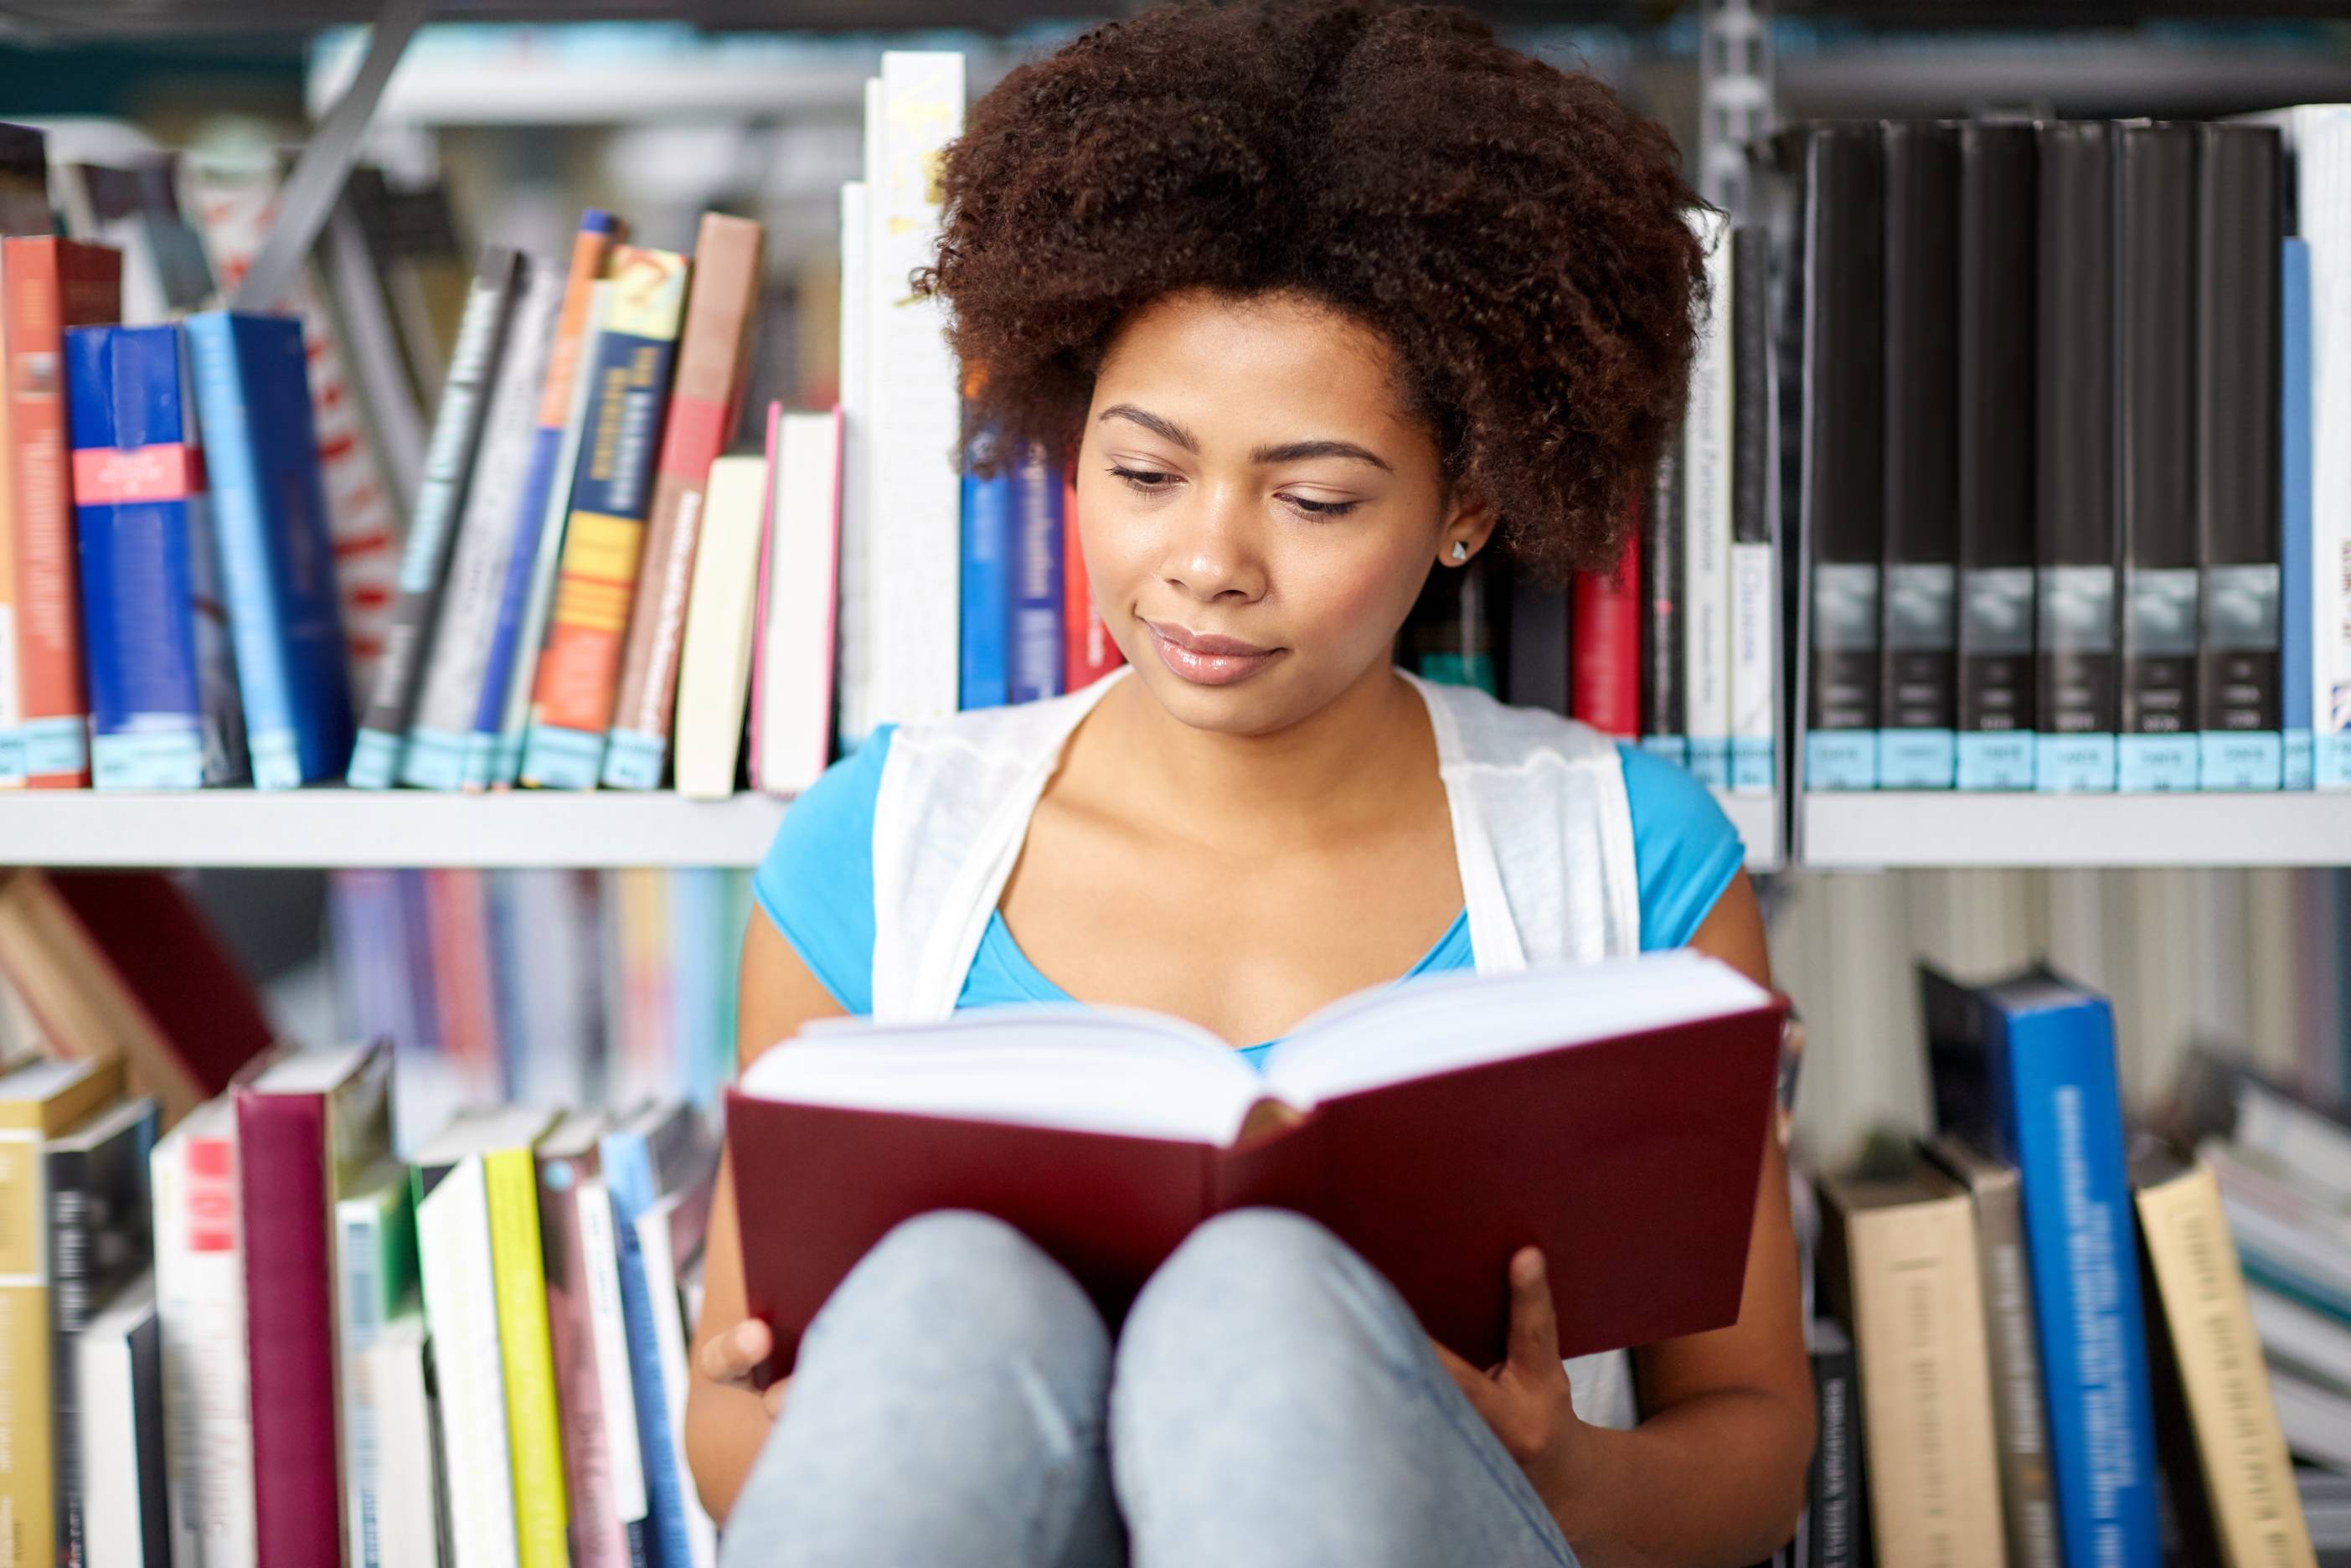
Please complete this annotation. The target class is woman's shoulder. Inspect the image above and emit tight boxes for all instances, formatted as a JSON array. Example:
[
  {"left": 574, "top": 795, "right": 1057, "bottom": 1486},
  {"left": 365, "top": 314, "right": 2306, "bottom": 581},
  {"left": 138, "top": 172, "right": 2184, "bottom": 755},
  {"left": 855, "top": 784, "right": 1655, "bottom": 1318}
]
[
  {"left": 1613, "top": 741, "right": 1745, "bottom": 951},
  {"left": 750, "top": 725, "right": 898, "bottom": 1014}
]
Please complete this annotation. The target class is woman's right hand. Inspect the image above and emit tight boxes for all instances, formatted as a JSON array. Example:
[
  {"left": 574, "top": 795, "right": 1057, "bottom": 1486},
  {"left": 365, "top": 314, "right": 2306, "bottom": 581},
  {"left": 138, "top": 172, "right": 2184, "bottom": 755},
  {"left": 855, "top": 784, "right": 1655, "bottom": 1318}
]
[{"left": 698, "top": 1319, "right": 790, "bottom": 1419}]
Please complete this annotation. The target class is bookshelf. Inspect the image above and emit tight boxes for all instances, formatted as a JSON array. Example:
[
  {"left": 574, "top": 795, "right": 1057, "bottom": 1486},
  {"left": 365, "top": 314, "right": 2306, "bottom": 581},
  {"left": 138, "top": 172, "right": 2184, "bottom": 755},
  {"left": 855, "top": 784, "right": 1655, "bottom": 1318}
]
[{"left": 1800, "top": 791, "right": 2351, "bottom": 869}]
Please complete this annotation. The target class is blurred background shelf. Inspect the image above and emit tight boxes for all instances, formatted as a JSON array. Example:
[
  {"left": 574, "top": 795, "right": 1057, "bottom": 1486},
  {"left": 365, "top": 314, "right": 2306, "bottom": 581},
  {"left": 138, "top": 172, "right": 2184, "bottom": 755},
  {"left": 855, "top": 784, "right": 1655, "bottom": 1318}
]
[
  {"left": 1800, "top": 792, "right": 2351, "bottom": 869},
  {"left": 0, "top": 789, "right": 789, "bottom": 867}
]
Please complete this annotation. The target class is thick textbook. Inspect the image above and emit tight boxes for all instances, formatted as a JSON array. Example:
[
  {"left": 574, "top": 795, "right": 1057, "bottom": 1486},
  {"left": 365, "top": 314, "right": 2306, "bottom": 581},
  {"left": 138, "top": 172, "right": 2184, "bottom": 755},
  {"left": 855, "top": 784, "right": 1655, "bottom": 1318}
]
[
  {"left": 1010, "top": 446, "right": 1065, "bottom": 704},
  {"left": 957, "top": 431, "right": 1011, "bottom": 712},
  {"left": 728, "top": 952, "right": 1783, "bottom": 1374},
  {"left": 672, "top": 454, "right": 769, "bottom": 800},
  {"left": 750, "top": 407, "right": 843, "bottom": 797},
  {"left": 183, "top": 311, "right": 356, "bottom": 788},
  {"left": 150, "top": 1096, "right": 255, "bottom": 1566},
  {"left": 1571, "top": 532, "right": 1638, "bottom": 736}
]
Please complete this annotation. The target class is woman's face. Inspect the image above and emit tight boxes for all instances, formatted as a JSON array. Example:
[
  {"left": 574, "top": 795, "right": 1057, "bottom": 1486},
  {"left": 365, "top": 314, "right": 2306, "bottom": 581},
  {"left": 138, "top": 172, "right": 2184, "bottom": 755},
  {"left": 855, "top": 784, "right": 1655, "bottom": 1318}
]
[{"left": 1075, "top": 287, "right": 1491, "bottom": 737}]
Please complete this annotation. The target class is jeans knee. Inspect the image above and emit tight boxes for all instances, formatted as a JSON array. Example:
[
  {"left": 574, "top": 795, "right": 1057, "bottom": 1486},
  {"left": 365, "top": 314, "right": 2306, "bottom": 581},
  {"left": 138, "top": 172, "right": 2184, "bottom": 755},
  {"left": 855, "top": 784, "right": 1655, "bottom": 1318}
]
[
  {"left": 817, "top": 1209, "right": 1107, "bottom": 1363},
  {"left": 1121, "top": 1208, "right": 1413, "bottom": 1377}
]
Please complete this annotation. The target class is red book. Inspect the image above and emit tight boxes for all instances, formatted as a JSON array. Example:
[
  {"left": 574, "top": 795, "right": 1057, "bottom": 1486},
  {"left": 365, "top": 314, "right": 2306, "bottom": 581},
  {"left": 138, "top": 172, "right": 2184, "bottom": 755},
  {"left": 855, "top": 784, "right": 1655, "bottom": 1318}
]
[
  {"left": 1571, "top": 529, "right": 1640, "bottom": 737},
  {"left": 236, "top": 1044, "right": 394, "bottom": 1568},
  {"left": 6, "top": 238, "right": 122, "bottom": 787},
  {"left": 727, "top": 953, "right": 1782, "bottom": 1375},
  {"left": 1060, "top": 476, "right": 1123, "bottom": 691}
]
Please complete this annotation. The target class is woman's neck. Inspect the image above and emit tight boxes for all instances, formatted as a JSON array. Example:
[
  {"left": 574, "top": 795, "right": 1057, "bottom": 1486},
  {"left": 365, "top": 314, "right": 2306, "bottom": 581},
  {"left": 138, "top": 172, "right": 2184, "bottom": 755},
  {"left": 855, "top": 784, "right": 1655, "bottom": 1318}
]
[{"left": 1078, "top": 663, "right": 1438, "bottom": 854}]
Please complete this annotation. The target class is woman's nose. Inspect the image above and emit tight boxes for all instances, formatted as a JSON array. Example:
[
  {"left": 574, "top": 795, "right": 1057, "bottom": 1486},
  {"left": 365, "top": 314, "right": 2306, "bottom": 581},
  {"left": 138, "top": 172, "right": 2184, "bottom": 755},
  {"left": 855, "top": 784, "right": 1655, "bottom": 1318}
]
[{"left": 1161, "top": 483, "right": 1267, "bottom": 604}]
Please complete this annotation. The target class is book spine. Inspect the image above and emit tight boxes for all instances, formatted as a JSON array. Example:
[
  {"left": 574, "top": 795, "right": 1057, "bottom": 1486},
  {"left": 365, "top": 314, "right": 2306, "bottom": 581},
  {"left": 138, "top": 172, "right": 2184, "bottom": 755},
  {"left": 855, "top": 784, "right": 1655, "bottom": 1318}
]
[
  {"left": 1571, "top": 529, "right": 1639, "bottom": 737},
  {"left": 76, "top": 1292, "right": 160, "bottom": 1568},
  {"left": 1060, "top": 473, "right": 1121, "bottom": 691},
  {"left": 2308, "top": 116, "right": 2351, "bottom": 787},
  {"left": 1683, "top": 209, "right": 1732, "bottom": 787},
  {"left": 185, "top": 312, "right": 355, "bottom": 788},
  {"left": 1956, "top": 125, "right": 2039, "bottom": 791},
  {"left": 1642, "top": 448, "right": 1686, "bottom": 766},
  {"left": 520, "top": 246, "right": 690, "bottom": 790},
  {"left": 671, "top": 456, "right": 767, "bottom": 800},
  {"left": 151, "top": 1125, "right": 255, "bottom": 1568},
  {"left": 603, "top": 1137, "right": 696, "bottom": 1568},
  {"left": 8, "top": 240, "right": 119, "bottom": 787},
  {"left": 348, "top": 246, "right": 523, "bottom": 788},
  {"left": 1728, "top": 224, "right": 1776, "bottom": 795},
  {"left": 403, "top": 265, "right": 565, "bottom": 788},
  {"left": 754, "top": 410, "right": 844, "bottom": 797},
  {"left": 1413, "top": 558, "right": 1498, "bottom": 693},
  {"left": 1971, "top": 1172, "right": 2063, "bottom": 1568},
  {"left": 2283, "top": 238, "right": 2315, "bottom": 789},
  {"left": 540, "top": 1163, "right": 639, "bottom": 1568},
  {"left": 484, "top": 1147, "right": 568, "bottom": 1568},
  {"left": 69, "top": 323, "right": 249, "bottom": 788},
  {"left": 833, "top": 180, "right": 874, "bottom": 750},
  {"left": 605, "top": 214, "right": 763, "bottom": 790},
  {"left": 2196, "top": 126, "right": 2286, "bottom": 791},
  {"left": 0, "top": 247, "right": 26, "bottom": 791},
  {"left": 334, "top": 1195, "right": 390, "bottom": 1568},
  {"left": 746, "top": 403, "right": 781, "bottom": 789},
  {"left": 2116, "top": 124, "right": 2200, "bottom": 793},
  {"left": 633, "top": 1203, "right": 717, "bottom": 1568},
  {"left": 415, "top": 1160, "right": 520, "bottom": 1568},
  {"left": 1506, "top": 575, "right": 1570, "bottom": 715},
  {"left": 1879, "top": 121, "right": 1962, "bottom": 791},
  {"left": 1009, "top": 446, "right": 1065, "bottom": 704},
  {"left": 235, "top": 1093, "right": 339, "bottom": 1566},
  {"left": 472, "top": 215, "right": 619, "bottom": 790},
  {"left": 2036, "top": 122, "right": 2120, "bottom": 793},
  {"left": 865, "top": 54, "right": 967, "bottom": 731},
  {"left": 0, "top": 1122, "right": 53, "bottom": 1568},
  {"left": 364, "top": 1328, "right": 444, "bottom": 1568},
  {"left": 2136, "top": 1166, "right": 2317, "bottom": 1568},
  {"left": 45, "top": 1138, "right": 92, "bottom": 1568},
  {"left": 576, "top": 1179, "right": 651, "bottom": 1564},
  {"left": 957, "top": 433, "right": 1010, "bottom": 711},
  {"left": 1999, "top": 999, "right": 2161, "bottom": 1566},
  {"left": 1802, "top": 126, "right": 1884, "bottom": 792},
  {"left": 1807, "top": 1329, "right": 1861, "bottom": 1568}
]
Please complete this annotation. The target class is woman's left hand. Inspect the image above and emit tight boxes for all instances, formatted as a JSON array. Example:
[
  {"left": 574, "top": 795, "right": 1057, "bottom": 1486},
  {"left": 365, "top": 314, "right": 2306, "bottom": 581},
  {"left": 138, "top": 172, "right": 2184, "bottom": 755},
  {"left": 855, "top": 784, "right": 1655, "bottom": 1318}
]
[{"left": 1430, "top": 1247, "right": 1590, "bottom": 1531}]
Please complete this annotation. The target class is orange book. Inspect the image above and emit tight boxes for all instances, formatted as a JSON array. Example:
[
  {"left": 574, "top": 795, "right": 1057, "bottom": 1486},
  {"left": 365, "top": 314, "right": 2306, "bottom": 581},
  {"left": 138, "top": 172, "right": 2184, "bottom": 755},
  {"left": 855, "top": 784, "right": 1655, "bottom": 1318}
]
[
  {"left": 603, "top": 213, "right": 764, "bottom": 790},
  {"left": 518, "top": 246, "right": 690, "bottom": 789},
  {"left": 5, "top": 240, "right": 120, "bottom": 788}
]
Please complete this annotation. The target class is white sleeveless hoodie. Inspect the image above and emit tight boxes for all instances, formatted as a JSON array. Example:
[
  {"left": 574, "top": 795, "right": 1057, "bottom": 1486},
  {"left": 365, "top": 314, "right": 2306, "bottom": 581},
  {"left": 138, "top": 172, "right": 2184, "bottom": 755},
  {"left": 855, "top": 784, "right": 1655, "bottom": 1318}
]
[{"left": 869, "top": 665, "right": 1646, "bottom": 1428}]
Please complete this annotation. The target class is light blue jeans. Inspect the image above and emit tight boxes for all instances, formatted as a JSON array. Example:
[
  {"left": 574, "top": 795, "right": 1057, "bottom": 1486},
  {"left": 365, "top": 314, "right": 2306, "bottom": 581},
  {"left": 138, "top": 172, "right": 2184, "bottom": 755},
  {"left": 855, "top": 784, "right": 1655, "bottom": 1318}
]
[{"left": 719, "top": 1207, "right": 1578, "bottom": 1566}]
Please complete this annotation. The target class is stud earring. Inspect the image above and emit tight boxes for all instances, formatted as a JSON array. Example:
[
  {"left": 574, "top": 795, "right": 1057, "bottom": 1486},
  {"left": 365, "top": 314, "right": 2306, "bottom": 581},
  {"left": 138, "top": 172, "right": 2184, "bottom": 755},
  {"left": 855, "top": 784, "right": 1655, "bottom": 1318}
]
[{"left": 1449, "top": 539, "right": 1469, "bottom": 564}]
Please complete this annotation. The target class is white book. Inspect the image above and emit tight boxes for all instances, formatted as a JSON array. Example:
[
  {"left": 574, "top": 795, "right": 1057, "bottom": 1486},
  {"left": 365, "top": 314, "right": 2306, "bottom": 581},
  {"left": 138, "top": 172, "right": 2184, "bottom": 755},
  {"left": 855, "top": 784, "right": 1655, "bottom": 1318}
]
[
  {"left": 835, "top": 175, "right": 872, "bottom": 750},
  {"left": 673, "top": 454, "right": 772, "bottom": 799},
  {"left": 1727, "top": 229, "right": 1776, "bottom": 796},
  {"left": 1682, "top": 208, "right": 1734, "bottom": 787},
  {"left": 79, "top": 1271, "right": 165, "bottom": 1568},
  {"left": 864, "top": 54, "right": 966, "bottom": 732},
  {"left": 2271, "top": 1368, "right": 2351, "bottom": 1473},
  {"left": 576, "top": 1178, "right": 650, "bottom": 1540},
  {"left": 755, "top": 410, "right": 845, "bottom": 797},
  {"left": 415, "top": 1150, "right": 519, "bottom": 1568},
  {"left": 151, "top": 1100, "right": 257, "bottom": 1568},
  {"left": 2248, "top": 1282, "right": 2351, "bottom": 1389},
  {"left": 336, "top": 1163, "right": 411, "bottom": 1568},
  {"left": 633, "top": 1189, "right": 718, "bottom": 1568},
  {"left": 366, "top": 1308, "right": 445, "bottom": 1568},
  {"left": 495, "top": 281, "right": 613, "bottom": 785},
  {"left": 404, "top": 261, "right": 566, "bottom": 788}
]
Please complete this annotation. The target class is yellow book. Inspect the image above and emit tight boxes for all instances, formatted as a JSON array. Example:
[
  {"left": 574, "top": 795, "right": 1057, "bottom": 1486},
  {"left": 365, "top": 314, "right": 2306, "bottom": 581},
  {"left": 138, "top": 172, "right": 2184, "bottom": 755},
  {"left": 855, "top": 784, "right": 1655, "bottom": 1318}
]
[
  {"left": 486, "top": 1137, "right": 570, "bottom": 1568},
  {"left": 0, "top": 1057, "right": 122, "bottom": 1568}
]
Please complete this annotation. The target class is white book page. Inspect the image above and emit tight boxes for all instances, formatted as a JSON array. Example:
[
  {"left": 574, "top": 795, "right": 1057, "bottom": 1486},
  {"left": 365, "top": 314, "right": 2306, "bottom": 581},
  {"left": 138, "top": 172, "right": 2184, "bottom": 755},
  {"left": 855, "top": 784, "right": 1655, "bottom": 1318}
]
[{"left": 744, "top": 1007, "right": 1267, "bottom": 1144}]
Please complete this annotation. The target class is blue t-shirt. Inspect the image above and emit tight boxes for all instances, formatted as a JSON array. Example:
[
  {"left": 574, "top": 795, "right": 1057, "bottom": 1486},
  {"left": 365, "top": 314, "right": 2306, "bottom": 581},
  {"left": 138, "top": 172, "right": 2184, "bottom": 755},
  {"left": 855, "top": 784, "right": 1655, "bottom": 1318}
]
[{"left": 755, "top": 726, "right": 1743, "bottom": 1063}]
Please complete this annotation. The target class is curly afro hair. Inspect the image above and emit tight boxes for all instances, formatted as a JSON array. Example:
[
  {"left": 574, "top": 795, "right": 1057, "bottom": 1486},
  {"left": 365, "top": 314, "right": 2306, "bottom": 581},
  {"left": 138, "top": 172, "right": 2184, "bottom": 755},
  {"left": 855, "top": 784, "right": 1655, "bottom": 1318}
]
[{"left": 915, "top": 0, "right": 1705, "bottom": 581}]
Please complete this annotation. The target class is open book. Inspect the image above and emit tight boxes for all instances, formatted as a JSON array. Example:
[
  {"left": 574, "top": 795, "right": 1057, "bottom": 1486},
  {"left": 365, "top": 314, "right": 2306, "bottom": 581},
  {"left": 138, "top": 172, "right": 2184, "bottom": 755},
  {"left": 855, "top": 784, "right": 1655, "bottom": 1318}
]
[{"left": 727, "top": 951, "right": 1785, "bottom": 1371}]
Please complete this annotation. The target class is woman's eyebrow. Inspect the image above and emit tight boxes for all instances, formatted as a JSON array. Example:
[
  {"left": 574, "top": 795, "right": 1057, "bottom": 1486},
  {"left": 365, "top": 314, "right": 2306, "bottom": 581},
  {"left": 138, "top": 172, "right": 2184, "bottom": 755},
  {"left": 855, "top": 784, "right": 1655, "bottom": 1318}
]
[{"left": 1096, "top": 405, "right": 1394, "bottom": 474}]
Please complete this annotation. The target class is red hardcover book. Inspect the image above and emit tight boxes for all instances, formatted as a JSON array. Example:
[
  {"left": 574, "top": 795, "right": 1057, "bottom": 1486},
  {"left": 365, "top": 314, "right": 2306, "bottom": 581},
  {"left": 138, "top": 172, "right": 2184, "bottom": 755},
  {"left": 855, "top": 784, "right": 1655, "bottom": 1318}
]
[
  {"left": 7, "top": 238, "right": 122, "bottom": 787},
  {"left": 1060, "top": 475, "right": 1123, "bottom": 691},
  {"left": 236, "top": 1044, "right": 394, "bottom": 1568},
  {"left": 1572, "top": 529, "right": 1641, "bottom": 737},
  {"left": 727, "top": 953, "right": 1782, "bottom": 1375}
]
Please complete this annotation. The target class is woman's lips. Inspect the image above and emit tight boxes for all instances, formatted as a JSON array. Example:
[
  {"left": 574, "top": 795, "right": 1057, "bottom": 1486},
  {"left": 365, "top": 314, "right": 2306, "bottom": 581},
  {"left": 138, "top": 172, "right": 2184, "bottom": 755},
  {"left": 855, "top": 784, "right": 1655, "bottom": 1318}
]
[{"left": 1142, "top": 619, "right": 1284, "bottom": 686}]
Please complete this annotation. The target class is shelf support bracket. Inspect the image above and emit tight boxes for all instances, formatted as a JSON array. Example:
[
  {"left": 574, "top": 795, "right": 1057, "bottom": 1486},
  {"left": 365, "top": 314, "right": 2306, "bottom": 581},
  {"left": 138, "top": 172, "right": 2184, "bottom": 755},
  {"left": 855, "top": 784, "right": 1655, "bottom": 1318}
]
[
  {"left": 1697, "top": 0, "right": 1775, "bottom": 221},
  {"left": 234, "top": 0, "right": 431, "bottom": 313}
]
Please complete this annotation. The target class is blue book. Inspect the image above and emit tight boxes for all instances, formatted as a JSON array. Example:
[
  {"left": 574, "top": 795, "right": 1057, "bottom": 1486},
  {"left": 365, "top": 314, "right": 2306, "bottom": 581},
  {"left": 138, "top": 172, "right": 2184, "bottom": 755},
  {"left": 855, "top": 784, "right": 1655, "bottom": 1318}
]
[
  {"left": 184, "top": 311, "right": 356, "bottom": 788},
  {"left": 1924, "top": 966, "right": 2160, "bottom": 1568},
  {"left": 67, "top": 323, "right": 250, "bottom": 788},
  {"left": 1009, "top": 446, "right": 1065, "bottom": 704},
  {"left": 600, "top": 1106, "right": 716, "bottom": 1568},
  {"left": 958, "top": 437, "right": 1010, "bottom": 711},
  {"left": 2283, "top": 238, "right": 2316, "bottom": 790}
]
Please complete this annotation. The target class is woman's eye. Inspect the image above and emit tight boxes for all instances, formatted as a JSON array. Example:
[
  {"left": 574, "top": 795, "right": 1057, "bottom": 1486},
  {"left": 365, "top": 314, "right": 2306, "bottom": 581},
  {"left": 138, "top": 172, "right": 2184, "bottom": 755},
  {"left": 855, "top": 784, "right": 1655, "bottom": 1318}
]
[
  {"left": 1282, "top": 494, "right": 1360, "bottom": 518},
  {"left": 1107, "top": 464, "right": 1175, "bottom": 493}
]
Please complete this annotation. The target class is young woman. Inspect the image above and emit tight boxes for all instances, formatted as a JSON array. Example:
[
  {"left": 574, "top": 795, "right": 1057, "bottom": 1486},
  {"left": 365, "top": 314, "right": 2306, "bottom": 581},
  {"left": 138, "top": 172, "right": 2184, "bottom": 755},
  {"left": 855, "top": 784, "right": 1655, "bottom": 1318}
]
[{"left": 687, "top": 3, "right": 1812, "bottom": 1562}]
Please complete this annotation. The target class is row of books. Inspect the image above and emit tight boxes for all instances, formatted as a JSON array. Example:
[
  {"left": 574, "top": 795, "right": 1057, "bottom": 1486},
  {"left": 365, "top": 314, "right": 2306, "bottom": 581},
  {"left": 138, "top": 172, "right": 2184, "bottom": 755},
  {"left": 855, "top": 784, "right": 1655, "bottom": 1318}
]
[
  {"left": 328, "top": 868, "right": 755, "bottom": 1153},
  {"left": 1781, "top": 963, "right": 2351, "bottom": 1568},
  {"left": 1775, "top": 112, "right": 2335, "bottom": 796},
  {"left": 0, "top": 1044, "right": 724, "bottom": 1568}
]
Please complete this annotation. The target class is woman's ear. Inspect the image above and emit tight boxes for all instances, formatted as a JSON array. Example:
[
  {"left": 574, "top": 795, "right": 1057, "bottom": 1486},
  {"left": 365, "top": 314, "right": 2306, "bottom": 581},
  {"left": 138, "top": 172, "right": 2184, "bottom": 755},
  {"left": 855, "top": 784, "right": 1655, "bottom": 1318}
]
[{"left": 1437, "top": 485, "right": 1500, "bottom": 568}]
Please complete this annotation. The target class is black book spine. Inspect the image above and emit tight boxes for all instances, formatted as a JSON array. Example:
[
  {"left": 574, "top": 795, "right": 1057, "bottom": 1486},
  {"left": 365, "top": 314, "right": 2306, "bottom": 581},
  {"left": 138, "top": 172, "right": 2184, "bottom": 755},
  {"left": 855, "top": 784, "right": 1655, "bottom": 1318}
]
[
  {"left": 48, "top": 1141, "right": 90, "bottom": 1568},
  {"left": 2035, "top": 121, "right": 2120, "bottom": 792},
  {"left": 1730, "top": 224, "right": 1776, "bottom": 792},
  {"left": 1879, "top": 122, "right": 1962, "bottom": 789},
  {"left": 2196, "top": 124, "right": 2285, "bottom": 788},
  {"left": 1506, "top": 568, "right": 1571, "bottom": 716},
  {"left": 2116, "top": 122, "right": 2201, "bottom": 792},
  {"left": 1957, "top": 124, "right": 2039, "bottom": 789},
  {"left": 1809, "top": 1323, "right": 1864, "bottom": 1568},
  {"left": 1642, "top": 448, "right": 1686, "bottom": 760},
  {"left": 1803, "top": 126, "right": 1885, "bottom": 791}
]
